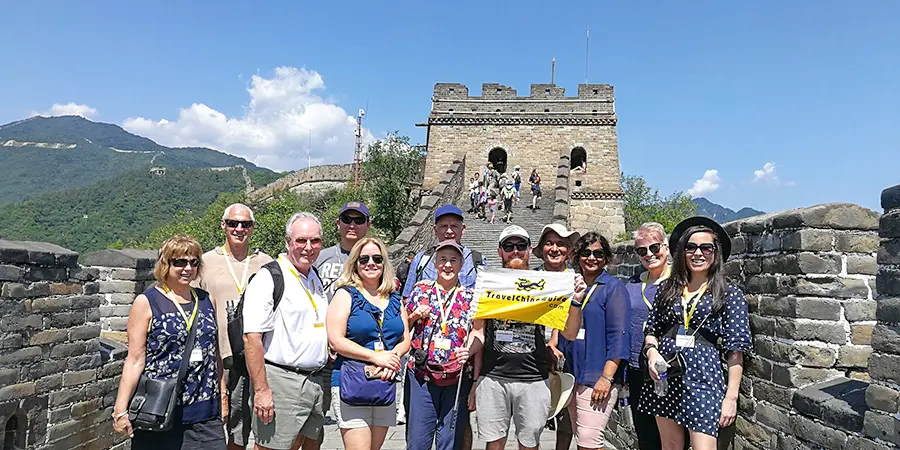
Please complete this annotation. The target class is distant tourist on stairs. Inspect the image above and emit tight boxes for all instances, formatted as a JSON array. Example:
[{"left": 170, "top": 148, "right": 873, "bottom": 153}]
[
  {"left": 195, "top": 204, "right": 273, "bottom": 450},
  {"left": 468, "top": 174, "right": 481, "bottom": 214},
  {"left": 512, "top": 165, "right": 523, "bottom": 201},
  {"left": 500, "top": 179, "right": 518, "bottom": 223},
  {"left": 529, "top": 169, "right": 542, "bottom": 210},
  {"left": 113, "top": 235, "right": 226, "bottom": 450}
]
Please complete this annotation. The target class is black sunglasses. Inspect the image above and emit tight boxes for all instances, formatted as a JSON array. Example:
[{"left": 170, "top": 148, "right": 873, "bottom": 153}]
[
  {"left": 500, "top": 241, "right": 529, "bottom": 252},
  {"left": 579, "top": 249, "right": 606, "bottom": 259},
  {"left": 636, "top": 243, "right": 664, "bottom": 257},
  {"left": 170, "top": 258, "right": 201, "bottom": 268},
  {"left": 224, "top": 219, "right": 255, "bottom": 228},
  {"left": 685, "top": 242, "right": 716, "bottom": 255},
  {"left": 358, "top": 254, "right": 384, "bottom": 265},
  {"left": 340, "top": 215, "right": 368, "bottom": 225}
]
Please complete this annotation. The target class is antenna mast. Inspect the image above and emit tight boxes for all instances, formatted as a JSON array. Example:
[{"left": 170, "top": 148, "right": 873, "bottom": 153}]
[
  {"left": 585, "top": 26, "right": 590, "bottom": 84},
  {"left": 307, "top": 129, "right": 311, "bottom": 170},
  {"left": 353, "top": 108, "right": 365, "bottom": 187},
  {"left": 551, "top": 57, "right": 556, "bottom": 85}
]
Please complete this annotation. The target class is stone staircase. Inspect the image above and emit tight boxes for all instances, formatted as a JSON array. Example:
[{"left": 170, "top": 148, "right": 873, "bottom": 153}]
[{"left": 460, "top": 197, "right": 556, "bottom": 267}]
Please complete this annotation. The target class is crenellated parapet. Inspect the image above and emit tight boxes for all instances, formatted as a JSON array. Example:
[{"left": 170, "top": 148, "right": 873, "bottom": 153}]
[{"left": 430, "top": 82, "right": 616, "bottom": 120}]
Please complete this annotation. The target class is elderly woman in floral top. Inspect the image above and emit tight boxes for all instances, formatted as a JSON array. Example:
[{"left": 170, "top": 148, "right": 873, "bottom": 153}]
[{"left": 405, "top": 240, "right": 478, "bottom": 450}]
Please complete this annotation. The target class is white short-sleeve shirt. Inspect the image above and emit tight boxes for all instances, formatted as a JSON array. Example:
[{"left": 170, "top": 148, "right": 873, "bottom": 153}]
[{"left": 242, "top": 255, "right": 329, "bottom": 369}]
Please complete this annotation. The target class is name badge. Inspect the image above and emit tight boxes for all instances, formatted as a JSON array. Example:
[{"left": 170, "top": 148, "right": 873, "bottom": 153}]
[
  {"left": 675, "top": 326, "right": 695, "bottom": 348},
  {"left": 190, "top": 347, "right": 203, "bottom": 363},
  {"left": 433, "top": 337, "right": 451, "bottom": 350},
  {"left": 576, "top": 328, "right": 586, "bottom": 341},
  {"left": 495, "top": 330, "right": 515, "bottom": 342},
  {"left": 373, "top": 342, "right": 385, "bottom": 352}
]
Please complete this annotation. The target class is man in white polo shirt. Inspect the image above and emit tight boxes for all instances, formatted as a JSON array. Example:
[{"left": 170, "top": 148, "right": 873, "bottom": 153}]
[{"left": 243, "top": 212, "right": 330, "bottom": 450}]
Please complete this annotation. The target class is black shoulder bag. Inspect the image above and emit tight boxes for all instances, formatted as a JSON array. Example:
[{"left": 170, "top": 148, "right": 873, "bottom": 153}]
[{"left": 128, "top": 315, "right": 200, "bottom": 431}]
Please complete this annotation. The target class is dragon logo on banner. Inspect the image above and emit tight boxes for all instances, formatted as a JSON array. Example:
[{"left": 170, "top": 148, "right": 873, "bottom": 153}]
[{"left": 474, "top": 268, "right": 575, "bottom": 330}]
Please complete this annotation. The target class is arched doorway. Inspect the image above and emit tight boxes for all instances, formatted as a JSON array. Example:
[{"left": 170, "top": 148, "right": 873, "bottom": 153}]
[
  {"left": 4, "top": 415, "right": 22, "bottom": 450},
  {"left": 570, "top": 147, "right": 587, "bottom": 171},
  {"left": 488, "top": 147, "right": 508, "bottom": 173}
]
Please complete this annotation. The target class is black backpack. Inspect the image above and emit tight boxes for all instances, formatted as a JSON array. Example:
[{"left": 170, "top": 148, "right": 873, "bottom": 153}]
[{"left": 227, "top": 260, "right": 285, "bottom": 372}]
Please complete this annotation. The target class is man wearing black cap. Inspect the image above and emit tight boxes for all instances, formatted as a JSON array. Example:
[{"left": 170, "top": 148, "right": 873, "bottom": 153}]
[{"left": 315, "top": 201, "right": 371, "bottom": 302}]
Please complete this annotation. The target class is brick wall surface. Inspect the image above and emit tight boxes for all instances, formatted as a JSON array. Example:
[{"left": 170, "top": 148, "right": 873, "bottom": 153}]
[
  {"left": 0, "top": 240, "right": 128, "bottom": 450},
  {"left": 605, "top": 202, "right": 899, "bottom": 450}
]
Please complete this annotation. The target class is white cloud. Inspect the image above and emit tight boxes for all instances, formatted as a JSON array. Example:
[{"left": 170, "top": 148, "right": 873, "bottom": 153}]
[
  {"left": 123, "top": 66, "right": 373, "bottom": 171},
  {"left": 752, "top": 161, "right": 795, "bottom": 186},
  {"left": 687, "top": 169, "right": 721, "bottom": 197},
  {"left": 32, "top": 103, "right": 98, "bottom": 118}
]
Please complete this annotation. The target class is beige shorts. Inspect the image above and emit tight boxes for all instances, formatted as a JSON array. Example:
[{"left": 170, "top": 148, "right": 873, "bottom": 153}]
[
  {"left": 330, "top": 386, "right": 396, "bottom": 429},
  {"left": 250, "top": 365, "right": 325, "bottom": 449},
  {"left": 475, "top": 376, "right": 551, "bottom": 448},
  {"left": 567, "top": 383, "right": 618, "bottom": 448}
]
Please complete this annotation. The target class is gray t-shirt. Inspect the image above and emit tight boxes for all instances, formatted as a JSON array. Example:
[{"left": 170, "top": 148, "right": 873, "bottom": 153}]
[{"left": 313, "top": 244, "right": 350, "bottom": 302}]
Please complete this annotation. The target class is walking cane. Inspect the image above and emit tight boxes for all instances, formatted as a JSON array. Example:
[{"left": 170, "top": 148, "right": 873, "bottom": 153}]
[{"left": 449, "top": 320, "right": 475, "bottom": 433}]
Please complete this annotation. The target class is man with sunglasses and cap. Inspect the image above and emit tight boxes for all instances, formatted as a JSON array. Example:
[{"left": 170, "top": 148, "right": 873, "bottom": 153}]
[
  {"left": 469, "top": 225, "right": 587, "bottom": 450},
  {"left": 315, "top": 201, "right": 371, "bottom": 302},
  {"left": 196, "top": 203, "right": 273, "bottom": 450}
]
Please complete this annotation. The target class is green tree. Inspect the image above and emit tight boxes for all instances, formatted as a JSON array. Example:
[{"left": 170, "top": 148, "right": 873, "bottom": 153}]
[
  {"left": 619, "top": 173, "right": 696, "bottom": 241},
  {"left": 362, "top": 134, "right": 424, "bottom": 241}
]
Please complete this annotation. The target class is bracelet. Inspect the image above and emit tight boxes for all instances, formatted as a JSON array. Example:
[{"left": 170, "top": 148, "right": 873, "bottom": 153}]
[
  {"left": 642, "top": 343, "right": 658, "bottom": 358},
  {"left": 112, "top": 411, "right": 128, "bottom": 421}
]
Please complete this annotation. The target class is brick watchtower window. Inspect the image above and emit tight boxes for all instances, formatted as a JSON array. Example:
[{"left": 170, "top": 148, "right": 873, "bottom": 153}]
[{"left": 4, "top": 416, "right": 20, "bottom": 450}]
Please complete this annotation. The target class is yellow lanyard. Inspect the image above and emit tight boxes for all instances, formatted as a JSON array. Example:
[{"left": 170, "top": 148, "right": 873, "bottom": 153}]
[
  {"left": 222, "top": 245, "right": 252, "bottom": 294},
  {"left": 581, "top": 283, "right": 599, "bottom": 309},
  {"left": 640, "top": 265, "right": 671, "bottom": 310},
  {"left": 281, "top": 257, "right": 322, "bottom": 325},
  {"left": 161, "top": 284, "right": 199, "bottom": 328},
  {"left": 433, "top": 282, "right": 459, "bottom": 335},
  {"left": 681, "top": 282, "right": 708, "bottom": 329}
]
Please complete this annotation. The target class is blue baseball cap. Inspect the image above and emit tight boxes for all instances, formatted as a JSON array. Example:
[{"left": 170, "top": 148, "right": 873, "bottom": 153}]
[
  {"left": 339, "top": 201, "right": 370, "bottom": 217},
  {"left": 434, "top": 204, "right": 464, "bottom": 222}
]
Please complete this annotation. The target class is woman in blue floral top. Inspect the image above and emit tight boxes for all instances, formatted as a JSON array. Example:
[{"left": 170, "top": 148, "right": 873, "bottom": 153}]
[
  {"left": 405, "top": 240, "right": 477, "bottom": 450},
  {"left": 113, "top": 235, "right": 226, "bottom": 449}
]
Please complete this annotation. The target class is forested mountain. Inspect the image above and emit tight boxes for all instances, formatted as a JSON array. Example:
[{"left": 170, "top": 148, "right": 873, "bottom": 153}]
[
  {"left": 0, "top": 167, "right": 251, "bottom": 252},
  {"left": 0, "top": 115, "right": 278, "bottom": 203},
  {"left": 692, "top": 197, "right": 764, "bottom": 223}
]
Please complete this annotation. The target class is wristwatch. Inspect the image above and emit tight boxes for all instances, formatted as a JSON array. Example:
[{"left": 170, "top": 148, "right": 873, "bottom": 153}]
[
  {"left": 600, "top": 374, "right": 614, "bottom": 384},
  {"left": 642, "top": 343, "right": 658, "bottom": 358}
]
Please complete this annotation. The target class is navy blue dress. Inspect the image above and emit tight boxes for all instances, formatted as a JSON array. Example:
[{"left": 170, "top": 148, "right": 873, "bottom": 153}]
[{"left": 637, "top": 284, "right": 751, "bottom": 437}]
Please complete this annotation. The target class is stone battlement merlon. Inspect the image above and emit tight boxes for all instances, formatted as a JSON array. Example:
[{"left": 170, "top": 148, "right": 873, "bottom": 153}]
[{"left": 431, "top": 83, "right": 615, "bottom": 116}]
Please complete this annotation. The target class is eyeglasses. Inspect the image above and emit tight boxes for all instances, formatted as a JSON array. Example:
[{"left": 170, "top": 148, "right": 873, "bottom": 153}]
[
  {"left": 294, "top": 238, "right": 323, "bottom": 248},
  {"left": 224, "top": 219, "right": 255, "bottom": 229},
  {"left": 636, "top": 243, "right": 664, "bottom": 257},
  {"left": 340, "top": 215, "right": 368, "bottom": 225},
  {"left": 170, "top": 258, "right": 201, "bottom": 268},
  {"left": 358, "top": 254, "right": 384, "bottom": 265},
  {"left": 685, "top": 242, "right": 716, "bottom": 255},
  {"left": 500, "top": 241, "right": 529, "bottom": 252},
  {"left": 579, "top": 249, "right": 606, "bottom": 259}
]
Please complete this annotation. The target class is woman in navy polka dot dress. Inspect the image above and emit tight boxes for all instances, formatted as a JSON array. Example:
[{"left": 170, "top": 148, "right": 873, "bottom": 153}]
[{"left": 637, "top": 217, "right": 751, "bottom": 450}]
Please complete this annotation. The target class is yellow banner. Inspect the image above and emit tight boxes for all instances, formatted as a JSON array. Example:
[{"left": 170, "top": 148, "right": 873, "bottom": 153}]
[{"left": 473, "top": 267, "right": 575, "bottom": 330}]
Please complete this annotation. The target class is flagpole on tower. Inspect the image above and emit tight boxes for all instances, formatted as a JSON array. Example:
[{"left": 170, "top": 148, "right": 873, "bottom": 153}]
[
  {"left": 585, "top": 25, "right": 590, "bottom": 84},
  {"left": 308, "top": 129, "right": 311, "bottom": 170}
]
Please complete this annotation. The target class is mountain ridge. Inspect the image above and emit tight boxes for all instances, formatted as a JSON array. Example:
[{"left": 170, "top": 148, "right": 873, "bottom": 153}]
[
  {"left": 692, "top": 197, "right": 764, "bottom": 223},
  {"left": 0, "top": 115, "right": 278, "bottom": 204}
]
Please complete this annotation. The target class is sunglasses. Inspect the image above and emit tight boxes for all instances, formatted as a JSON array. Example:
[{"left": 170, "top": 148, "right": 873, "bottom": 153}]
[
  {"left": 170, "top": 258, "right": 201, "bottom": 268},
  {"left": 636, "top": 243, "right": 664, "bottom": 257},
  {"left": 340, "top": 215, "right": 368, "bottom": 225},
  {"left": 224, "top": 219, "right": 255, "bottom": 228},
  {"left": 685, "top": 242, "right": 716, "bottom": 255},
  {"left": 578, "top": 249, "right": 606, "bottom": 259},
  {"left": 358, "top": 254, "right": 384, "bottom": 265},
  {"left": 500, "top": 241, "right": 529, "bottom": 252}
]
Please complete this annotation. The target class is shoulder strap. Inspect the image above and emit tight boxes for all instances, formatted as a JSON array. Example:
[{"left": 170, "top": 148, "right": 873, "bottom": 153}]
[
  {"left": 261, "top": 261, "right": 285, "bottom": 310},
  {"left": 175, "top": 308, "right": 200, "bottom": 388},
  {"left": 414, "top": 248, "right": 436, "bottom": 283},
  {"left": 470, "top": 250, "right": 484, "bottom": 268}
]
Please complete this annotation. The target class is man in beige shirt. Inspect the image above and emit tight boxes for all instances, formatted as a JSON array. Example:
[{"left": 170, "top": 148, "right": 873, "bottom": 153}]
[{"left": 197, "top": 203, "right": 273, "bottom": 450}]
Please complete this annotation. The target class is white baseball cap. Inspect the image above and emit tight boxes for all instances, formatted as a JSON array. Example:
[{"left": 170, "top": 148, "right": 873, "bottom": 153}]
[
  {"left": 533, "top": 223, "right": 581, "bottom": 259},
  {"left": 498, "top": 225, "right": 530, "bottom": 245}
]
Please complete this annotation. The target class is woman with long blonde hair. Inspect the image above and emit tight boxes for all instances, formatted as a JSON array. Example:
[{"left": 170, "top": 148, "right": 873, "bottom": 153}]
[{"left": 326, "top": 237, "right": 411, "bottom": 450}]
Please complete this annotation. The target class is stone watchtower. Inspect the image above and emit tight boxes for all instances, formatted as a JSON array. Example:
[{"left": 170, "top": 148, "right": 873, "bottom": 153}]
[{"left": 419, "top": 82, "right": 625, "bottom": 238}]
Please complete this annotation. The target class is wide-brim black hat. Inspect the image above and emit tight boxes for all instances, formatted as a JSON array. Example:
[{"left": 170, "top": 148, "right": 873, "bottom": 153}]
[{"left": 668, "top": 216, "right": 732, "bottom": 261}]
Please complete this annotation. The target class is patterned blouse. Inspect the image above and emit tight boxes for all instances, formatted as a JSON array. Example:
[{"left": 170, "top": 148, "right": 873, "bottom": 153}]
[
  {"left": 143, "top": 287, "right": 219, "bottom": 424},
  {"left": 406, "top": 281, "right": 476, "bottom": 382}
]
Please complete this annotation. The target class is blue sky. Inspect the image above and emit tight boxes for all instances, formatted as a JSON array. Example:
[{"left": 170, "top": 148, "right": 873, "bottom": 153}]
[{"left": 1, "top": 1, "right": 897, "bottom": 212}]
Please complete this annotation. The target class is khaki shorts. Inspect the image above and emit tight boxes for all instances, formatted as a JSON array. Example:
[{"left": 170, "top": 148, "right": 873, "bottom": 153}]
[
  {"left": 331, "top": 386, "right": 396, "bottom": 429},
  {"left": 475, "top": 376, "right": 551, "bottom": 448},
  {"left": 250, "top": 364, "right": 325, "bottom": 449}
]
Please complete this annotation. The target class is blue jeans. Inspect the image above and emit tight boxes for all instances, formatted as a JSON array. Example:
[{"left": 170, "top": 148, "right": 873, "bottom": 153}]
[{"left": 406, "top": 369, "right": 472, "bottom": 450}]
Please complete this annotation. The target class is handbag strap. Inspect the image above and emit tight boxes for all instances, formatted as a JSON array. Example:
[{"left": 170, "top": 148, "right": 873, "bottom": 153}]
[{"left": 175, "top": 304, "right": 201, "bottom": 391}]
